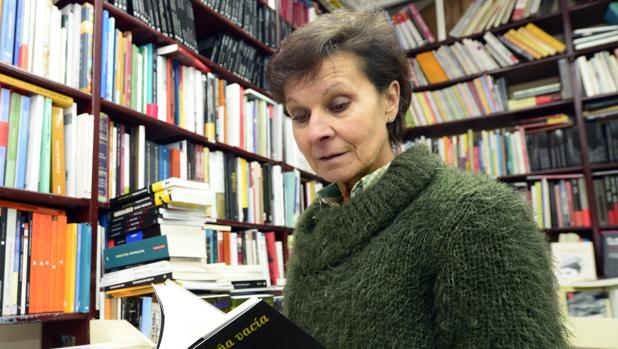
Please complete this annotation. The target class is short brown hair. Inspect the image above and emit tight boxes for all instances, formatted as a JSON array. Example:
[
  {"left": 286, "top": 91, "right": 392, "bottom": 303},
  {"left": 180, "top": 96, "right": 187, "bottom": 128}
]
[{"left": 266, "top": 10, "right": 411, "bottom": 146}]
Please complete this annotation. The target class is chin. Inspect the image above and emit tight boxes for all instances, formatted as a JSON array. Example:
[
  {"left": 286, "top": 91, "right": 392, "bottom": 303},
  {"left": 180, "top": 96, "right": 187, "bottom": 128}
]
[{"left": 316, "top": 168, "right": 354, "bottom": 185}]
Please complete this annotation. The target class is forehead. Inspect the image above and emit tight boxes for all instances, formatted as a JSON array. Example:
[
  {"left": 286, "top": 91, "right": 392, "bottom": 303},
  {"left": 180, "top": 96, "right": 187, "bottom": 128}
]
[{"left": 284, "top": 52, "right": 368, "bottom": 99}]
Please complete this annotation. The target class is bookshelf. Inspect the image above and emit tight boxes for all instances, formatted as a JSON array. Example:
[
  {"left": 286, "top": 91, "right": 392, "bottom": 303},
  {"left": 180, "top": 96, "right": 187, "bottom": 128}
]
[
  {"left": 0, "top": 0, "right": 321, "bottom": 346},
  {"left": 404, "top": 0, "right": 618, "bottom": 279}
]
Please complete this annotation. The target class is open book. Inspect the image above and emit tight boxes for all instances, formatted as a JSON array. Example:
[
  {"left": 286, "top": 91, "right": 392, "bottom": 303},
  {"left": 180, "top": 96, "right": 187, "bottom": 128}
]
[{"left": 152, "top": 280, "right": 325, "bottom": 349}]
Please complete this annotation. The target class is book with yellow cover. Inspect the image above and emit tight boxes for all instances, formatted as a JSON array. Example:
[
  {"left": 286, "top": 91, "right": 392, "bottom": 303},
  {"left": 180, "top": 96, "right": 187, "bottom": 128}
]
[
  {"left": 517, "top": 27, "right": 556, "bottom": 56},
  {"left": 504, "top": 30, "right": 543, "bottom": 59},
  {"left": 416, "top": 51, "right": 449, "bottom": 84},
  {"left": 0, "top": 73, "right": 73, "bottom": 108},
  {"left": 51, "top": 106, "right": 66, "bottom": 195},
  {"left": 525, "top": 23, "right": 566, "bottom": 53}
]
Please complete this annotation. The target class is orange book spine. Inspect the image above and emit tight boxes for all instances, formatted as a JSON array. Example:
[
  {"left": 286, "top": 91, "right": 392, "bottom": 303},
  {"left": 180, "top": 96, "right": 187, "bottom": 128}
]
[
  {"left": 222, "top": 232, "right": 231, "bottom": 265},
  {"left": 64, "top": 223, "right": 78, "bottom": 313},
  {"left": 28, "top": 212, "right": 41, "bottom": 313},
  {"left": 504, "top": 30, "right": 542, "bottom": 59},
  {"left": 48, "top": 215, "right": 59, "bottom": 313},
  {"left": 416, "top": 51, "right": 449, "bottom": 84},
  {"left": 55, "top": 215, "right": 67, "bottom": 312},
  {"left": 169, "top": 149, "right": 181, "bottom": 178},
  {"left": 39, "top": 214, "right": 52, "bottom": 312},
  {"left": 51, "top": 107, "right": 66, "bottom": 195}
]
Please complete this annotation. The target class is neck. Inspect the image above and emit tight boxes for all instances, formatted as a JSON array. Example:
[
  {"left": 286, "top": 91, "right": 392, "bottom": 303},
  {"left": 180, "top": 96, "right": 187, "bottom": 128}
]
[{"left": 337, "top": 146, "right": 395, "bottom": 203}]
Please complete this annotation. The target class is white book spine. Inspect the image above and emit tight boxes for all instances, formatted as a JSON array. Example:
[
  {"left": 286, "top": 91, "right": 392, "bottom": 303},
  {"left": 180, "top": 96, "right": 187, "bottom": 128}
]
[{"left": 25, "top": 96, "right": 44, "bottom": 191}]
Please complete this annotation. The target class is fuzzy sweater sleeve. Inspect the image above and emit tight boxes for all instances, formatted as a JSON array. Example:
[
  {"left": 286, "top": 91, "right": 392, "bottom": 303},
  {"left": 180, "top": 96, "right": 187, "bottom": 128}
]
[{"left": 432, "top": 174, "right": 569, "bottom": 348}]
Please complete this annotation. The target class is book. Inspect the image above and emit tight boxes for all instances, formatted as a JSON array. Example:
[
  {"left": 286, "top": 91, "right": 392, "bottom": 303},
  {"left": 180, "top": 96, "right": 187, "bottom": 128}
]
[
  {"left": 551, "top": 241, "right": 597, "bottom": 283},
  {"left": 602, "top": 231, "right": 618, "bottom": 278},
  {"left": 152, "top": 280, "right": 325, "bottom": 349},
  {"left": 0, "top": 73, "right": 73, "bottom": 108}
]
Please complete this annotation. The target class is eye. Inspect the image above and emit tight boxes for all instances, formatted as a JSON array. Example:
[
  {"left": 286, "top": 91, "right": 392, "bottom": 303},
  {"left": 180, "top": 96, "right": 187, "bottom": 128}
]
[
  {"left": 291, "top": 109, "right": 310, "bottom": 123},
  {"left": 328, "top": 98, "right": 350, "bottom": 114}
]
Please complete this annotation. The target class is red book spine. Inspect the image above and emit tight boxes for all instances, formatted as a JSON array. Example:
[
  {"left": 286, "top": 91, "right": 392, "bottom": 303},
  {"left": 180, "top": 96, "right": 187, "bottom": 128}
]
[
  {"left": 407, "top": 3, "right": 435, "bottom": 42},
  {"left": 264, "top": 232, "right": 279, "bottom": 285}
]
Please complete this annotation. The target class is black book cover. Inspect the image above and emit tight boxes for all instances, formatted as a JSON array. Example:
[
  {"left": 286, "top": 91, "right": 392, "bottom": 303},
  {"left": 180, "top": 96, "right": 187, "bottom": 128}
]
[
  {"left": 188, "top": 299, "right": 325, "bottom": 349},
  {"left": 157, "top": 0, "right": 170, "bottom": 36},
  {"left": 263, "top": 161, "right": 272, "bottom": 224},
  {"left": 14, "top": 212, "right": 23, "bottom": 315},
  {"left": 603, "top": 231, "right": 618, "bottom": 277},
  {"left": 187, "top": 142, "right": 196, "bottom": 181},
  {"left": 594, "top": 179, "right": 608, "bottom": 225},
  {"left": 548, "top": 182, "right": 557, "bottom": 228},
  {"left": 0, "top": 208, "right": 7, "bottom": 312},
  {"left": 21, "top": 212, "right": 32, "bottom": 315}
]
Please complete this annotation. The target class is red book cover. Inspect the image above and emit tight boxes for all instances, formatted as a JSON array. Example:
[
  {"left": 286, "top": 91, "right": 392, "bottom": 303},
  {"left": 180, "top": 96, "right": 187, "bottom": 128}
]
[
  {"left": 264, "top": 232, "right": 279, "bottom": 286},
  {"left": 118, "top": 124, "right": 125, "bottom": 195},
  {"left": 222, "top": 232, "right": 231, "bottom": 265},
  {"left": 169, "top": 149, "right": 181, "bottom": 178},
  {"left": 535, "top": 93, "right": 561, "bottom": 105}
]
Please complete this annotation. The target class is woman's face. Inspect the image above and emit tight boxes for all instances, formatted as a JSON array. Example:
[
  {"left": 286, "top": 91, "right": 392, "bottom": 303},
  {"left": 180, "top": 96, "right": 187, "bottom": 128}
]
[{"left": 284, "top": 52, "right": 399, "bottom": 191}]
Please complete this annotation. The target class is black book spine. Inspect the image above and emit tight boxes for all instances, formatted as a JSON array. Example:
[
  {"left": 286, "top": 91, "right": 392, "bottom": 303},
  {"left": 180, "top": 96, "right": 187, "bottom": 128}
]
[
  {"left": 158, "top": 0, "right": 170, "bottom": 36},
  {"left": 109, "top": 205, "right": 161, "bottom": 227},
  {"left": 22, "top": 212, "right": 32, "bottom": 315},
  {"left": 108, "top": 215, "right": 160, "bottom": 239},
  {"left": 14, "top": 212, "right": 23, "bottom": 315},
  {"left": 0, "top": 208, "right": 6, "bottom": 312},
  {"left": 104, "top": 272, "right": 172, "bottom": 291}
]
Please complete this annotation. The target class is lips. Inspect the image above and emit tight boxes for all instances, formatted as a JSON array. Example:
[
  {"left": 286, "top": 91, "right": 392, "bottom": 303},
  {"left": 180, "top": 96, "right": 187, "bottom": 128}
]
[{"left": 318, "top": 152, "right": 346, "bottom": 161}]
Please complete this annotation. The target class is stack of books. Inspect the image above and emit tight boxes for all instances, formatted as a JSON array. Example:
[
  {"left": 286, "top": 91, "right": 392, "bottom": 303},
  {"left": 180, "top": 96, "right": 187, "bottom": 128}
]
[
  {"left": 575, "top": 50, "right": 618, "bottom": 97},
  {"left": 498, "top": 23, "right": 566, "bottom": 61},
  {"left": 583, "top": 96, "right": 618, "bottom": 120},
  {"left": 573, "top": 2, "right": 618, "bottom": 50},
  {"left": 449, "top": 0, "right": 557, "bottom": 38},
  {"left": 587, "top": 118, "right": 618, "bottom": 164},
  {"left": 101, "top": 178, "right": 215, "bottom": 293},
  {"left": 507, "top": 76, "right": 562, "bottom": 110}
]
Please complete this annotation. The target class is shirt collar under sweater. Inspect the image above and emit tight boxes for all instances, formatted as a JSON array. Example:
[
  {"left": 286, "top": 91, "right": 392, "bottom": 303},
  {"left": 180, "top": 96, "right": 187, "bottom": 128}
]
[
  {"left": 293, "top": 145, "right": 442, "bottom": 275},
  {"left": 316, "top": 162, "right": 391, "bottom": 207}
]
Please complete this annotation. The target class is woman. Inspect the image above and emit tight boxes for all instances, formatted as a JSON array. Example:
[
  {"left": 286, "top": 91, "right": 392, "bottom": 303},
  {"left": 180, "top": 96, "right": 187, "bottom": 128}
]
[{"left": 266, "top": 10, "right": 568, "bottom": 349}]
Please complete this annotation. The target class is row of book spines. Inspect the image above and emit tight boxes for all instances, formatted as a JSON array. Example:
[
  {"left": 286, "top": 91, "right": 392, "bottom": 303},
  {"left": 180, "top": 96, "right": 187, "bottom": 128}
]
[
  {"left": 0, "top": 87, "right": 93, "bottom": 198},
  {"left": 410, "top": 124, "right": 581, "bottom": 178},
  {"left": 528, "top": 177, "right": 592, "bottom": 229},
  {"left": 0, "top": 204, "right": 91, "bottom": 316},
  {"left": 449, "top": 0, "right": 548, "bottom": 38},
  {"left": 100, "top": 129, "right": 318, "bottom": 227},
  {"left": 586, "top": 118, "right": 618, "bottom": 164},
  {"left": 200, "top": 0, "right": 279, "bottom": 47},
  {"left": 279, "top": 0, "right": 314, "bottom": 28},
  {"left": 205, "top": 229, "right": 284, "bottom": 286},
  {"left": 109, "top": 0, "right": 198, "bottom": 51},
  {"left": 594, "top": 174, "right": 618, "bottom": 226},
  {"left": 576, "top": 49, "right": 618, "bottom": 98},
  {"left": 0, "top": 1, "right": 94, "bottom": 92},
  {"left": 408, "top": 75, "right": 507, "bottom": 127}
]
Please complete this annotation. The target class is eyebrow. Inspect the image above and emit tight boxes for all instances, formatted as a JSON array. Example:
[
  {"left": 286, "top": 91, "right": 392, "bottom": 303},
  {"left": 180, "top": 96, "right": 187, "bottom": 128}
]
[{"left": 286, "top": 82, "right": 346, "bottom": 104}]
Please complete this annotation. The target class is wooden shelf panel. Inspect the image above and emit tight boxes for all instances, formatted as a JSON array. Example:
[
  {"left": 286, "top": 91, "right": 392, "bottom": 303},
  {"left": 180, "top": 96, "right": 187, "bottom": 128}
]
[
  {"left": 215, "top": 219, "right": 292, "bottom": 232},
  {"left": 591, "top": 162, "right": 618, "bottom": 172},
  {"left": 406, "top": 11, "right": 563, "bottom": 57},
  {"left": 0, "top": 312, "right": 89, "bottom": 325},
  {"left": 102, "top": 2, "right": 271, "bottom": 97},
  {"left": 544, "top": 227, "right": 593, "bottom": 233},
  {"left": 0, "top": 187, "right": 90, "bottom": 210},
  {"left": 581, "top": 91, "right": 618, "bottom": 103},
  {"left": 412, "top": 54, "right": 567, "bottom": 92},
  {"left": 497, "top": 166, "right": 584, "bottom": 182},
  {"left": 0, "top": 62, "right": 91, "bottom": 103},
  {"left": 192, "top": 0, "right": 275, "bottom": 55},
  {"left": 600, "top": 225, "right": 618, "bottom": 231},
  {"left": 404, "top": 99, "right": 574, "bottom": 139}
]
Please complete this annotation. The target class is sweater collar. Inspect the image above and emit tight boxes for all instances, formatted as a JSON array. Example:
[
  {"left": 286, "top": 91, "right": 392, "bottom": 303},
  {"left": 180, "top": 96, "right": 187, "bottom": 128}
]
[{"left": 293, "top": 145, "right": 443, "bottom": 274}]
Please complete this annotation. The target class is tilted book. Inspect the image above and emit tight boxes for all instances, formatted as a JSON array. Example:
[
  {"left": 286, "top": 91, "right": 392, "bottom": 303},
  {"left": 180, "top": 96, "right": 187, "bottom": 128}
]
[{"left": 152, "top": 280, "right": 324, "bottom": 349}]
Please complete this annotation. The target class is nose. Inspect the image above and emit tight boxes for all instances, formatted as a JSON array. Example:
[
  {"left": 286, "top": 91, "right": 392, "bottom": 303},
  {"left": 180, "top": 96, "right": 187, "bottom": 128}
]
[{"left": 307, "top": 111, "right": 335, "bottom": 144}]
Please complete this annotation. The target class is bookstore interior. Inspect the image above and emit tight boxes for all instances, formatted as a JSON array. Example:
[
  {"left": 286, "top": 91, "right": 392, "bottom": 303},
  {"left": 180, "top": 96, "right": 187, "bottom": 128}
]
[{"left": 1, "top": 0, "right": 618, "bottom": 347}]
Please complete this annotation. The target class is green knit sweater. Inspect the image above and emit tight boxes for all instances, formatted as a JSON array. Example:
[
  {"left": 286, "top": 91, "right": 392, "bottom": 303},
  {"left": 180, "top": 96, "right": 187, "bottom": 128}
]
[{"left": 285, "top": 145, "right": 569, "bottom": 348}]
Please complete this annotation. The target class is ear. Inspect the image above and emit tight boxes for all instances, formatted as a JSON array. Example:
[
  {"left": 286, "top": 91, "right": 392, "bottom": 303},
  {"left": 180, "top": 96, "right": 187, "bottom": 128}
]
[{"left": 384, "top": 80, "right": 400, "bottom": 123}]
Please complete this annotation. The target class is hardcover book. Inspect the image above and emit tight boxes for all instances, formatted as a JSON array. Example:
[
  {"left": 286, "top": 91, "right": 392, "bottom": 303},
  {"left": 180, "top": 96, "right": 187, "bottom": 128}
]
[{"left": 152, "top": 280, "right": 324, "bottom": 349}]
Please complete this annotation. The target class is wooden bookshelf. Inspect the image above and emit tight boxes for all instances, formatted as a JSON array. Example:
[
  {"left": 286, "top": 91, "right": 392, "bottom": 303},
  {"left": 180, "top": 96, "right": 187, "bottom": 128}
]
[
  {"left": 0, "top": 0, "right": 315, "bottom": 345},
  {"left": 402, "top": 0, "right": 618, "bottom": 281},
  {"left": 600, "top": 225, "right": 618, "bottom": 231}
]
